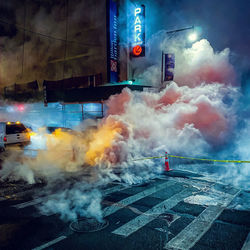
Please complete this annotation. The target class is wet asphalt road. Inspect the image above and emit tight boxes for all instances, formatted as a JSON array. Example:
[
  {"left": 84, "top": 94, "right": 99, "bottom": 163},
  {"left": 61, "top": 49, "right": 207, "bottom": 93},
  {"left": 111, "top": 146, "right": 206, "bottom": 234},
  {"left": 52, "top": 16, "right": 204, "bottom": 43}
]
[{"left": 0, "top": 171, "right": 249, "bottom": 250}]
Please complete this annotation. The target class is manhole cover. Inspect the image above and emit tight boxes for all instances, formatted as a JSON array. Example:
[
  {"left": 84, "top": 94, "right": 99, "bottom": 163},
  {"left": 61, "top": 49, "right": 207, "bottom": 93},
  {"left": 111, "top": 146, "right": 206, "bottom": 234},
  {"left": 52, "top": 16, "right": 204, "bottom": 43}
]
[{"left": 70, "top": 218, "right": 109, "bottom": 233}]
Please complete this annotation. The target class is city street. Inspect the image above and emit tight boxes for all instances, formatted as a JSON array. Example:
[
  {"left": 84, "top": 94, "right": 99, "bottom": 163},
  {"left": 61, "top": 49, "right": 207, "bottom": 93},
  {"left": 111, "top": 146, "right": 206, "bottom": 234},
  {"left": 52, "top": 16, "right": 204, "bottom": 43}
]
[
  {"left": 0, "top": 0, "right": 250, "bottom": 249},
  {"left": 0, "top": 170, "right": 249, "bottom": 250}
]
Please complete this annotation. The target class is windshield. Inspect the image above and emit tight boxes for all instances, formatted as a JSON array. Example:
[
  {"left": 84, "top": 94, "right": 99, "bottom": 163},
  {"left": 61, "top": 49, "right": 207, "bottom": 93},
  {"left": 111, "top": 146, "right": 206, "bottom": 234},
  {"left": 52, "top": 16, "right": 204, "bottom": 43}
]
[{"left": 6, "top": 124, "right": 27, "bottom": 134}]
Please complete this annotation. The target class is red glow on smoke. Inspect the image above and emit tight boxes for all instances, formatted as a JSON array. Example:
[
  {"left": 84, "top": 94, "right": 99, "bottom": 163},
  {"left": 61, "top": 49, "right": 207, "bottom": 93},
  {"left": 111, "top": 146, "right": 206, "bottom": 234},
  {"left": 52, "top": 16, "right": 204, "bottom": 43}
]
[
  {"left": 156, "top": 88, "right": 181, "bottom": 109},
  {"left": 133, "top": 128, "right": 151, "bottom": 139},
  {"left": 176, "top": 64, "right": 236, "bottom": 87},
  {"left": 106, "top": 89, "right": 131, "bottom": 115},
  {"left": 177, "top": 102, "right": 227, "bottom": 143}
]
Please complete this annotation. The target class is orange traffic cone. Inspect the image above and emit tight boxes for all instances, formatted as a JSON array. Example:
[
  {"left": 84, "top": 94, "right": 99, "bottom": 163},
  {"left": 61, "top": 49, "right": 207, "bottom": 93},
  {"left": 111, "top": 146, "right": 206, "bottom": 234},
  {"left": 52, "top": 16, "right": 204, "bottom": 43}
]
[{"left": 165, "top": 152, "right": 172, "bottom": 171}]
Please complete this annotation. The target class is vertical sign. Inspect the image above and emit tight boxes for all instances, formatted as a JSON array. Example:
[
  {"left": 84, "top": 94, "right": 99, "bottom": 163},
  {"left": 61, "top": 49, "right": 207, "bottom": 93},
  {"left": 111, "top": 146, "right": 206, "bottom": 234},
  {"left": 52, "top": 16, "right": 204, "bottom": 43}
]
[
  {"left": 131, "top": 5, "right": 145, "bottom": 57},
  {"left": 107, "top": 0, "right": 118, "bottom": 83},
  {"left": 164, "top": 53, "right": 175, "bottom": 81}
]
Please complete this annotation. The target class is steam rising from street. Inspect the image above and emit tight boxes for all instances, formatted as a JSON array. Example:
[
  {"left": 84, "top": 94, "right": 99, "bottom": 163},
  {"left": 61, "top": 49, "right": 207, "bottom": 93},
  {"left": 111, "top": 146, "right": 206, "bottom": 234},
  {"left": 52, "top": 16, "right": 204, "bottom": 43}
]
[{"left": 1, "top": 38, "right": 249, "bottom": 221}]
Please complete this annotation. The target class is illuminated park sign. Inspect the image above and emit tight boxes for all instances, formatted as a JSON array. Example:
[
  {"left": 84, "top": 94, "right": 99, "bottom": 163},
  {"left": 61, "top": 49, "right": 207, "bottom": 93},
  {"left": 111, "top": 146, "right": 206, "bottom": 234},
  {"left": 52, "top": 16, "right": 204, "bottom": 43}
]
[{"left": 131, "top": 5, "right": 145, "bottom": 57}]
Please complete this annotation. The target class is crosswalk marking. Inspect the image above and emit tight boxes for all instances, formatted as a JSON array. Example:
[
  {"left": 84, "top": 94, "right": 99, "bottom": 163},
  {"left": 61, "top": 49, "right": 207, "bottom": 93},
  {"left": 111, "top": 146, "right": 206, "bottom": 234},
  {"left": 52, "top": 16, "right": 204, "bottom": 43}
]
[
  {"left": 13, "top": 184, "right": 129, "bottom": 210},
  {"left": 32, "top": 235, "right": 67, "bottom": 250},
  {"left": 13, "top": 197, "right": 45, "bottom": 209},
  {"left": 31, "top": 181, "right": 176, "bottom": 249},
  {"left": 112, "top": 188, "right": 194, "bottom": 237},
  {"left": 102, "top": 184, "right": 129, "bottom": 196},
  {"left": 241, "top": 232, "right": 250, "bottom": 250},
  {"left": 164, "top": 190, "right": 240, "bottom": 250},
  {"left": 103, "top": 180, "right": 177, "bottom": 217},
  {"left": 4, "top": 177, "right": 244, "bottom": 250}
]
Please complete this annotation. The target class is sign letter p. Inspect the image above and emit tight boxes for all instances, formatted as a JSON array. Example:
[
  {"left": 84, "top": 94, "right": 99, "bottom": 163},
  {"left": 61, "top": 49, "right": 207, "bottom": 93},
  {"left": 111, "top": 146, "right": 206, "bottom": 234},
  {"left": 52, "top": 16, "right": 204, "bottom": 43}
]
[{"left": 135, "top": 8, "right": 141, "bottom": 16}]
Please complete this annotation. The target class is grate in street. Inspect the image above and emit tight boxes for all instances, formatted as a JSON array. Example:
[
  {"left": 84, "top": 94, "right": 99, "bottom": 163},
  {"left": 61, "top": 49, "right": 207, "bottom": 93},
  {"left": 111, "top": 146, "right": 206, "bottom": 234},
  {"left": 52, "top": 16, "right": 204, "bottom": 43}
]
[{"left": 70, "top": 217, "right": 109, "bottom": 233}]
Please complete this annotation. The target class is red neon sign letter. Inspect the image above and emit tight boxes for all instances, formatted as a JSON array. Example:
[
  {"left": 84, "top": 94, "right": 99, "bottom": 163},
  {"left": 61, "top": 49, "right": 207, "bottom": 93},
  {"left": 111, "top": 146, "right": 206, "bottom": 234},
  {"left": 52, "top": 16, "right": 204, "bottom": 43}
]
[{"left": 132, "top": 45, "right": 142, "bottom": 56}]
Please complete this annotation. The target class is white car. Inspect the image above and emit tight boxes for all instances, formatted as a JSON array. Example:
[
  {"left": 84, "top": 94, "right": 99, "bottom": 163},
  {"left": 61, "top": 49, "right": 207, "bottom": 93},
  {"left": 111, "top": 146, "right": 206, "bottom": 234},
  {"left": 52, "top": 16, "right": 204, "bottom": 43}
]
[{"left": 0, "top": 121, "right": 31, "bottom": 149}]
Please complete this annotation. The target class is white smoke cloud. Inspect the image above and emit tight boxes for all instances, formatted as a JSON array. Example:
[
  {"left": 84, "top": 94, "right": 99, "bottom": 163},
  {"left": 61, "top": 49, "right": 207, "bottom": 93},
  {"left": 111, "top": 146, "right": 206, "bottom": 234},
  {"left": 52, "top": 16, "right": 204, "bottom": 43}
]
[
  {"left": 0, "top": 151, "right": 36, "bottom": 184},
  {"left": 0, "top": 37, "right": 247, "bottom": 222},
  {"left": 139, "top": 39, "right": 236, "bottom": 88},
  {"left": 39, "top": 187, "right": 103, "bottom": 222},
  {"left": 106, "top": 81, "right": 237, "bottom": 158},
  {"left": 226, "top": 120, "right": 250, "bottom": 189}
]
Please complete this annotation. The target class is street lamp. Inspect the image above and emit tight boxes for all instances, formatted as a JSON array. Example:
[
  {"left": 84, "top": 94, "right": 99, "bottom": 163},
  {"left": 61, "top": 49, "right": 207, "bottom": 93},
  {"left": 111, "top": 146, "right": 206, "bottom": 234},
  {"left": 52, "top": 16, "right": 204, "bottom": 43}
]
[
  {"left": 188, "top": 32, "right": 198, "bottom": 42},
  {"left": 166, "top": 26, "right": 199, "bottom": 43}
]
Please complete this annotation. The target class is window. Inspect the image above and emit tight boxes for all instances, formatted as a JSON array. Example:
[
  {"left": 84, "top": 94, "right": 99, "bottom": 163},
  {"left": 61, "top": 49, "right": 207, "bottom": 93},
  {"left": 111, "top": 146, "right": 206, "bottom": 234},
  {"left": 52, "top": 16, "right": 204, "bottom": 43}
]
[{"left": 6, "top": 124, "right": 27, "bottom": 134}]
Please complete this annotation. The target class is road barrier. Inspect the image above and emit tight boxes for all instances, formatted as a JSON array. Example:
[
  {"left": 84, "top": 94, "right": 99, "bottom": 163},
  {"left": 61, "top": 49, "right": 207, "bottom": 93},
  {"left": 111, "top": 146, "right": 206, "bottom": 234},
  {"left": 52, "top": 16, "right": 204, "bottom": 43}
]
[
  {"left": 133, "top": 153, "right": 250, "bottom": 172},
  {"left": 133, "top": 155, "right": 250, "bottom": 163},
  {"left": 4, "top": 148, "right": 250, "bottom": 166}
]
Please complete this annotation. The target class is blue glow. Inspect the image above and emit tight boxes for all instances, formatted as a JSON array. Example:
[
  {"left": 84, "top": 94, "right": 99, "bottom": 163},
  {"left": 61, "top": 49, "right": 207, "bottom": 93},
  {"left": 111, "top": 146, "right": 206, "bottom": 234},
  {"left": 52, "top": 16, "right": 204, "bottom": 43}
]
[
  {"left": 6, "top": 106, "right": 15, "bottom": 113},
  {"left": 134, "top": 7, "right": 142, "bottom": 45},
  {"left": 83, "top": 103, "right": 102, "bottom": 112},
  {"left": 129, "top": 4, "right": 145, "bottom": 47}
]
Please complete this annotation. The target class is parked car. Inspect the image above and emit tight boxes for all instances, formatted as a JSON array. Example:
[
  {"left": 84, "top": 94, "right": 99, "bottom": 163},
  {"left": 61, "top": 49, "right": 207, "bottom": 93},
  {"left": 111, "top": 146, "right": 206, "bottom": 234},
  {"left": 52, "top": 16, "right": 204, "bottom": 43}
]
[{"left": 0, "top": 121, "right": 31, "bottom": 150}]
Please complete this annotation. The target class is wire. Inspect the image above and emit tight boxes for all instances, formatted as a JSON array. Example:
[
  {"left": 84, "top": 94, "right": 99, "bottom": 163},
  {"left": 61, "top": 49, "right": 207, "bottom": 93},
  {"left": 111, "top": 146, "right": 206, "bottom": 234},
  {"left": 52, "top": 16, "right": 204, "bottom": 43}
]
[{"left": 0, "top": 18, "right": 101, "bottom": 47}]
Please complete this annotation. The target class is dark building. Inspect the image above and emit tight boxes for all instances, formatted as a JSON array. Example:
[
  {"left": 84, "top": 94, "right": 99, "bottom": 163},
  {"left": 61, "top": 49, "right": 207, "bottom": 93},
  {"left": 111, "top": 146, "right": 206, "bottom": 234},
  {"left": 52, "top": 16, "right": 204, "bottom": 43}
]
[
  {"left": 0, "top": 0, "right": 111, "bottom": 86},
  {"left": 0, "top": 0, "right": 150, "bottom": 103}
]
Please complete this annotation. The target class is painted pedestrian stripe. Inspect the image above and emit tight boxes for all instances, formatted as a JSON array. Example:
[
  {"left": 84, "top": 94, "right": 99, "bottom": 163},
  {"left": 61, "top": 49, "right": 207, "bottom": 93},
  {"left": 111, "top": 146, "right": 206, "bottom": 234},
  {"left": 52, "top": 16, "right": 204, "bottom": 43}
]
[
  {"left": 103, "top": 180, "right": 177, "bottom": 217},
  {"left": 13, "top": 184, "right": 129, "bottom": 209},
  {"left": 241, "top": 232, "right": 250, "bottom": 250},
  {"left": 31, "top": 181, "right": 176, "bottom": 249},
  {"left": 112, "top": 188, "right": 194, "bottom": 237},
  {"left": 164, "top": 190, "right": 240, "bottom": 250},
  {"left": 102, "top": 184, "right": 129, "bottom": 196},
  {"left": 32, "top": 235, "right": 67, "bottom": 250},
  {"left": 13, "top": 197, "right": 45, "bottom": 209}
]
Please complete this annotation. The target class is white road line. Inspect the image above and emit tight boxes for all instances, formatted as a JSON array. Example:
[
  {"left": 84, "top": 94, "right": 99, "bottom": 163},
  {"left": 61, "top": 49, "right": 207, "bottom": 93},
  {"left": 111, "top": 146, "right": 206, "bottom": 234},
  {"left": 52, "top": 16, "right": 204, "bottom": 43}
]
[
  {"left": 102, "top": 184, "right": 129, "bottom": 196},
  {"left": 13, "top": 197, "right": 45, "bottom": 209},
  {"left": 103, "top": 180, "right": 176, "bottom": 217},
  {"left": 32, "top": 235, "right": 67, "bottom": 250},
  {"left": 241, "top": 232, "right": 250, "bottom": 250},
  {"left": 31, "top": 181, "right": 176, "bottom": 249},
  {"left": 13, "top": 184, "right": 129, "bottom": 210},
  {"left": 112, "top": 188, "right": 194, "bottom": 237},
  {"left": 164, "top": 190, "right": 240, "bottom": 250},
  {"left": 174, "top": 178, "right": 214, "bottom": 190}
]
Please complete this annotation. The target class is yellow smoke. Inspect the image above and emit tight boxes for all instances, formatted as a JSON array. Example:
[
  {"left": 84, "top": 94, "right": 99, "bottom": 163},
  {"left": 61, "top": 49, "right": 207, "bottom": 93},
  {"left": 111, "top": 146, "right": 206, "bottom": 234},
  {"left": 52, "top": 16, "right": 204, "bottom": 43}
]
[
  {"left": 25, "top": 119, "right": 125, "bottom": 173},
  {"left": 85, "top": 118, "right": 123, "bottom": 166}
]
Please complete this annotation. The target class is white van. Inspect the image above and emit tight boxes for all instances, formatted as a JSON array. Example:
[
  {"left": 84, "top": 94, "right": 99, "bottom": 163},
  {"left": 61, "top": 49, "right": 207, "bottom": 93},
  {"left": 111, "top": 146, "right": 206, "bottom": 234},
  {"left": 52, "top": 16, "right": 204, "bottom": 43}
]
[{"left": 0, "top": 122, "right": 31, "bottom": 149}]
